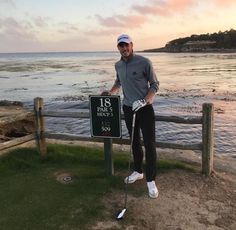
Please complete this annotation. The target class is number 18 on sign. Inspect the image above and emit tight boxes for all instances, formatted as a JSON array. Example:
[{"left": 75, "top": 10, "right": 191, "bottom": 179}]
[{"left": 89, "top": 95, "right": 121, "bottom": 138}]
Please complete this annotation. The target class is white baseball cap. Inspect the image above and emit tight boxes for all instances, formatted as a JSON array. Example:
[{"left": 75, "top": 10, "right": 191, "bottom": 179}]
[{"left": 117, "top": 34, "right": 132, "bottom": 45}]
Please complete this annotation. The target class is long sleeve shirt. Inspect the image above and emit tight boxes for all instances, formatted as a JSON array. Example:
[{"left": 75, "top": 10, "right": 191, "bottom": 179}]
[{"left": 114, "top": 53, "right": 159, "bottom": 106}]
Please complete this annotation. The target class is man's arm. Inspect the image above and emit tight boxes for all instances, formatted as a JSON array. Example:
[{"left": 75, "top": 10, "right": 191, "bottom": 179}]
[
  {"left": 145, "top": 59, "right": 159, "bottom": 104},
  {"left": 109, "top": 84, "right": 120, "bottom": 95},
  {"left": 101, "top": 82, "right": 120, "bottom": 96}
]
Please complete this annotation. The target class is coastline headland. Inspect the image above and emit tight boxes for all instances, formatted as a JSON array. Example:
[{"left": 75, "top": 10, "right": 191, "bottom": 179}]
[{"left": 143, "top": 29, "right": 236, "bottom": 53}]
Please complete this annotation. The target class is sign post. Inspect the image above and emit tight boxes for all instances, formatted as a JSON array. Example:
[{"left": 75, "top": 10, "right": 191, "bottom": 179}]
[{"left": 89, "top": 95, "right": 121, "bottom": 175}]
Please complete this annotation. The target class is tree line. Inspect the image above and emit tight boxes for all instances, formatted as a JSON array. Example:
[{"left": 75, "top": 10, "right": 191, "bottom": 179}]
[
  {"left": 167, "top": 29, "right": 236, "bottom": 49},
  {"left": 143, "top": 29, "right": 236, "bottom": 52}
]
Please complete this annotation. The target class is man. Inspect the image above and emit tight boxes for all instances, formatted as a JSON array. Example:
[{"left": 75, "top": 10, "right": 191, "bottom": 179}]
[{"left": 102, "top": 34, "right": 159, "bottom": 198}]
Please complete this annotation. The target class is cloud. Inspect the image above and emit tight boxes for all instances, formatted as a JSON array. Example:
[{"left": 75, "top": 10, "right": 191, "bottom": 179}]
[
  {"left": 95, "top": 0, "right": 198, "bottom": 30},
  {"left": 85, "top": 28, "right": 120, "bottom": 36},
  {"left": 167, "top": 0, "right": 196, "bottom": 11},
  {"left": 0, "top": 17, "right": 36, "bottom": 40},
  {"left": 132, "top": 0, "right": 236, "bottom": 17},
  {"left": 213, "top": 0, "right": 236, "bottom": 6},
  {"left": 133, "top": 0, "right": 196, "bottom": 16},
  {"left": 0, "top": 17, "right": 40, "bottom": 52},
  {"left": 96, "top": 15, "right": 124, "bottom": 27},
  {"left": 57, "top": 22, "right": 79, "bottom": 33},
  {"left": 132, "top": 4, "right": 169, "bottom": 16},
  {"left": 0, "top": 15, "right": 81, "bottom": 41},
  {"left": 95, "top": 14, "right": 147, "bottom": 28},
  {"left": 0, "top": 16, "right": 86, "bottom": 52},
  {"left": 34, "top": 16, "right": 49, "bottom": 27}
]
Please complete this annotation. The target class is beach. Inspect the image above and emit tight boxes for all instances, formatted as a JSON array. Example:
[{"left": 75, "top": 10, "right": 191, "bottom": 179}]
[{"left": 0, "top": 52, "right": 236, "bottom": 158}]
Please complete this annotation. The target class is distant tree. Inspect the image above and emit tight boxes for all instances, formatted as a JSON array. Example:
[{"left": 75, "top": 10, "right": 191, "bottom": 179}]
[
  {"left": 165, "top": 29, "right": 236, "bottom": 50},
  {"left": 143, "top": 28, "right": 236, "bottom": 52}
]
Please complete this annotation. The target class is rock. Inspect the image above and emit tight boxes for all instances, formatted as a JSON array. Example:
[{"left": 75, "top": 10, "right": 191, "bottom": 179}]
[
  {"left": 0, "top": 100, "right": 23, "bottom": 107},
  {"left": 0, "top": 102, "right": 35, "bottom": 142}
]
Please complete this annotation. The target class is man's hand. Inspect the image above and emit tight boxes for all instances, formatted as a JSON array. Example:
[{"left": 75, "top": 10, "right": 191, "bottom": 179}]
[
  {"left": 101, "top": 91, "right": 111, "bottom": 96},
  {"left": 144, "top": 90, "right": 156, "bottom": 105},
  {"left": 132, "top": 99, "right": 147, "bottom": 112}
]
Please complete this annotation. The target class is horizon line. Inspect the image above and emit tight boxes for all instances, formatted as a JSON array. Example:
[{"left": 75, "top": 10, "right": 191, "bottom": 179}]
[{"left": 0, "top": 50, "right": 118, "bottom": 54}]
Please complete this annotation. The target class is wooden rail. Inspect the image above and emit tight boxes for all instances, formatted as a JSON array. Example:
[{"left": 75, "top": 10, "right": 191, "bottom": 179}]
[
  {"left": 44, "top": 132, "right": 203, "bottom": 151},
  {"left": 0, "top": 134, "right": 35, "bottom": 154},
  {"left": 34, "top": 97, "right": 214, "bottom": 176},
  {"left": 43, "top": 110, "right": 203, "bottom": 124}
]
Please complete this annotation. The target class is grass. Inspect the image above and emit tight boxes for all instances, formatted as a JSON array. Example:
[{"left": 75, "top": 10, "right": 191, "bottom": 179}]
[{"left": 0, "top": 144, "right": 196, "bottom": 230}]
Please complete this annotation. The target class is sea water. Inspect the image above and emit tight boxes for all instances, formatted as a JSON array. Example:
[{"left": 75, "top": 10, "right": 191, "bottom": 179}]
[{"left": 0, "top": 52, "right": 235, "bottom": 157}]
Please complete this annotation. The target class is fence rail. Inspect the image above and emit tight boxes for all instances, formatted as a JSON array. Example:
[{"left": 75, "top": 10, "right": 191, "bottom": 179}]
[
  {"left": 0, "top": 97, "right": 214, "bottom": 176},
  {"left": 35, "top": 97, "right": 214, "bottom": 176},
  {"left": 0, "top": 134, "right": 34, "bottom": 153},
  {"left": 43, "top": 110, "right": 203, "bottom": 124},
  {"left": 44, "top": 132, "right": 202, "bottom": 151}
]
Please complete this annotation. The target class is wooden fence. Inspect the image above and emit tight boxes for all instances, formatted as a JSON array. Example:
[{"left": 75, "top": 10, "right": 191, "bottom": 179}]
[
  {"left": 0, "top": 97, "right": 214, "bottom": 176},
  {"left": 33, "top": 97, "right": 214, "bottom": 176}
]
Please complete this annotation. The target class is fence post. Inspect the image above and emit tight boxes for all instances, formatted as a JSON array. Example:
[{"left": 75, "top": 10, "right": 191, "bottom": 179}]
[
  {"left": 202, "top": 103, "right": 214, "bottom": 175},
  {"left": 104, "top": 138, "right": 114, "bottom": 176},
  {"left": 34, "top": 97, "right": 47, "bottom": 157}
]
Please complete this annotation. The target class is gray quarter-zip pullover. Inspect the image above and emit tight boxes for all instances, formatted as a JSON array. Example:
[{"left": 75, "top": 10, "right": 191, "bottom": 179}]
[{"left": 114, "top": 53, "right": 159, "bottom": 106}]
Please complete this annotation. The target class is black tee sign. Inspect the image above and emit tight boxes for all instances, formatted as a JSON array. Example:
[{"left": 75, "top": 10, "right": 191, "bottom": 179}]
[{"left": 89, "top": 95, "right": 121, "bottom": 138}]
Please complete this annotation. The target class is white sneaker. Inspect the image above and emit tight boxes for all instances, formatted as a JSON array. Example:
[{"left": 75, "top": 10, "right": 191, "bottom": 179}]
[
  {"left": 147, "top": 181, "right": 159, "bottom": 198},
  {"left": 124, "top": 171, "right": 144, "bottom": 184}
]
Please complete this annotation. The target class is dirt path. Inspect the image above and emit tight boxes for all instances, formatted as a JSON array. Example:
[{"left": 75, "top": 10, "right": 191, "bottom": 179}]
[{"left": 92, "top": 170, "right": 236, "bottom": 230}]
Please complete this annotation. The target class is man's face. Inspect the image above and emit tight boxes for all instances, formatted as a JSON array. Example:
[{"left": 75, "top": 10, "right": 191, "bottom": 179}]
[{"left": 117, "top": 42, "right": 133, "bottom": 59}]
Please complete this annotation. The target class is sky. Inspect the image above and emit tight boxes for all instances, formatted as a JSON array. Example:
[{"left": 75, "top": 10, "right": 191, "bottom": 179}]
[{"left": 0, "top": 0, "right": 235, "bottom": 53}]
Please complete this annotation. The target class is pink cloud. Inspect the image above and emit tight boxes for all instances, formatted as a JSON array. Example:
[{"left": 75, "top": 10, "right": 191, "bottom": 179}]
[
  {"left": 95, "top": 0, "right": 200, "bottom": 29},
  {"left": 96, "top": 14, "right": 147, "bottom": 28},
  {"left": 133, "top": 0, "right": 196, "bottom": 16},
  {"left": 213, "top": 0, "right": 236, "bottom": 6},
  {"left": 118, "top": 15, "right": 147, "bottom": 27},
  {"left": 96, "top": 0, "right": 236, "bottom": 29},
  {"left": 96, "top": 15, "right": 124, "bottom": 27},
  {"left": 133, "top": 5, "right": 170, "bottom": 16},
  {"left": 167, "top": 0, "right": 196, "bottom": 11}
]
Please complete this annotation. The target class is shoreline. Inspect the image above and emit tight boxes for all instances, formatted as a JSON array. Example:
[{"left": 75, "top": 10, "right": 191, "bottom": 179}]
[{"left": 141, "top": 49, "right": 236, "bottom": 53}]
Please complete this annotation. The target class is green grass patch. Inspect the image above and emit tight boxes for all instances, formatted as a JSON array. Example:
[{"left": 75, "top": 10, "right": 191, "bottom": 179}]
[
  {"left": 0, "top": 144, "right": 196, "bottom": 229},
  {"left": 157, "top": 158, "right": 196, "bottom": 172}
]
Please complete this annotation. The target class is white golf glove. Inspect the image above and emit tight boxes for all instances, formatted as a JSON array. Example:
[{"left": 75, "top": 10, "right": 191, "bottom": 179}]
[{"left": 132, "top": 99, "right": 147, "bottom": 112}]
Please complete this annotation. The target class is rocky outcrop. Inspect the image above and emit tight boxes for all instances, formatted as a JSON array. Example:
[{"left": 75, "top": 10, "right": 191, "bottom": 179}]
[
  {"left": 143, "top": 29, "right": 236, "bottom": 53},
  {"left": 0, "top": 101, "right": 35, "bottom": 142}
]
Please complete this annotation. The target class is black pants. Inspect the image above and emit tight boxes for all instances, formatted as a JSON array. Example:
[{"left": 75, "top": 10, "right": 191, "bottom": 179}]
[{"left": 123, "top": 104, "right": 157, "bottom": 182}]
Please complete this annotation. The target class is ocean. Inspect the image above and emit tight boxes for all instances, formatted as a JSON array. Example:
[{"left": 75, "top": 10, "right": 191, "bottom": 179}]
[{"left": 0, "top": 52, "right": 236, "bottom": 157}]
